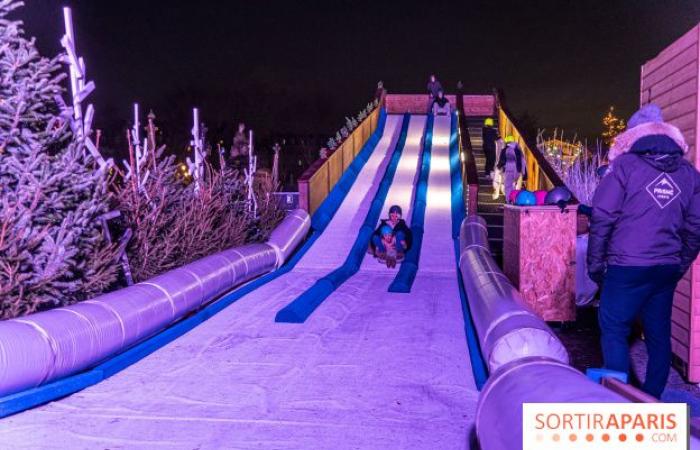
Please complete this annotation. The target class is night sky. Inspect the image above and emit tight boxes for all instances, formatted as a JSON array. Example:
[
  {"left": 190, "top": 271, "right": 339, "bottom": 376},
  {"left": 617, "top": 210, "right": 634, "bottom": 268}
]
[{"left": 16, "top": 0, "right": 700, "bottom": 156}]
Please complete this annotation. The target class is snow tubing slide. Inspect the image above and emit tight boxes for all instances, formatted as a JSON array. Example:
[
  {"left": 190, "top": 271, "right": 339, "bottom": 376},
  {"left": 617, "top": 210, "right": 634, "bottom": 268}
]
[
  {"left": 276, "top": 114, "right": 411, "bottom": 323},
  {"left": 387, "top": 115, "right": 434, "bottom": 292},
  {"left": 0, "top": 108, "right": 389, "bottom": 417}
]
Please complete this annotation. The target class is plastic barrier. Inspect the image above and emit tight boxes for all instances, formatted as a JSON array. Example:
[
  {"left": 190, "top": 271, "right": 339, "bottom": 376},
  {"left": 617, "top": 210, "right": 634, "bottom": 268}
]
[
  {"left": 388, "top": 114, "right": 434, "bottom": 292},
  {"left": 276, "top": 114, "right": 411, "bottom": 323},
  {"left": 458, "top": 216, "right": 569, "bottom": 372},
  {"left": 0, "top": 209, "right": 310, "bottom": 398},
  {"left": 446, "top": 113, "right": 489, "bottom": 388},
  {"left": 476, "top": 357, "right": 628, "bottom": 450}
]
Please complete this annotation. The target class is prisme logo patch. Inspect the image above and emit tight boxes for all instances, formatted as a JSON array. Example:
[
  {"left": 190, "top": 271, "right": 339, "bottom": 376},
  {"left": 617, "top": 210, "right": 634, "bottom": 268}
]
[{"left": 523, "top": 403, "right": 689, "bottom": 449}]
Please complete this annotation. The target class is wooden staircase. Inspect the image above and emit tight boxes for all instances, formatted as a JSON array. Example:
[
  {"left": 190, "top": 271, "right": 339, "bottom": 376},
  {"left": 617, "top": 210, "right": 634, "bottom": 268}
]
[{"left": 467, "top": 118, "right": 504, "bottom": 266}]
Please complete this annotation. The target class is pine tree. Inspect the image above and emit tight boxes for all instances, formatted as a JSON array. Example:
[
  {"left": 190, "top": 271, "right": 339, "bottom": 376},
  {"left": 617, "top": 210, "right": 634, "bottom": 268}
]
[
  {"left": 0, "top": 1, "right": 119, "bottom": 318},
  {"left": 602, "top": 106, "right": 626, "bottom": 146}
]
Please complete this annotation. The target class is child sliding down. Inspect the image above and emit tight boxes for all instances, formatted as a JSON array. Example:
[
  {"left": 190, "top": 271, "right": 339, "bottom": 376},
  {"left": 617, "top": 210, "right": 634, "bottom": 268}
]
[
  {"left": 368, "top": 204, "right": 412, "bottom": 269},
  {"left": 376, "top": 226, "right": 399, "bottom": 268}
]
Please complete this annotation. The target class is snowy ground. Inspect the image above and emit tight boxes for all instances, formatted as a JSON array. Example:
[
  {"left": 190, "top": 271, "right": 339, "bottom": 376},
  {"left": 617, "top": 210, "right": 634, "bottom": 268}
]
[{"left": 0, "top": 115, "right": 478, "bottom": 450}]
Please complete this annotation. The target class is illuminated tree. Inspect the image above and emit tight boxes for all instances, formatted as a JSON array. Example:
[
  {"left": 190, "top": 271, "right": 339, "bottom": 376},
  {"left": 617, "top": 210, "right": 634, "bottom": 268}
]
[{"left": 602, "top": 106, "right": 626, "bottom": 146}]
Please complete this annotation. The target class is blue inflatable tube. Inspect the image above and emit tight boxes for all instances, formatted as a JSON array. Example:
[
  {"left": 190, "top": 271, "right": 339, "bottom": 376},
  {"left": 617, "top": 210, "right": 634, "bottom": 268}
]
[
  {"left": 276, "top": 114, "right": 411, "bottom": 323},
  {"left": 388, "top": 115, "right": 435, "bottom": 292}
]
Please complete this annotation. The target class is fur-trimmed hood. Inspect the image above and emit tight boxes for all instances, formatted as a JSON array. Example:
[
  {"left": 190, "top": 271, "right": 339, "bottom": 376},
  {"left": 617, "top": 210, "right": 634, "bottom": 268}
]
[{"left": 608, "top": 121, "right": 688, "bottom": 162}]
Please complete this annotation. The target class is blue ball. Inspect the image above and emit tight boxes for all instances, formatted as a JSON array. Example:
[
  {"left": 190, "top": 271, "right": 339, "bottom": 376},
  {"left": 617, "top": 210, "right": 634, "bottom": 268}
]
[{"left": 515, "top": 190, "right": 537, "bottom": 206}]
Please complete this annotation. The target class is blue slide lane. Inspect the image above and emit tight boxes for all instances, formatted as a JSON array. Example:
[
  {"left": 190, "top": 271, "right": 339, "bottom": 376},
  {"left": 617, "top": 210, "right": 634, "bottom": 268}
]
[
  {"left": 447, "top": 113, "right": 488, "bottom": 388},
  {"left": 275, "top": 114, "right": 411, "bottom": 323},
  {"left": 0, "top": 110, "right": 389, "bottom": 418},
  {"left": 388, "top": 115, "right": 435, "bottom": 292}
]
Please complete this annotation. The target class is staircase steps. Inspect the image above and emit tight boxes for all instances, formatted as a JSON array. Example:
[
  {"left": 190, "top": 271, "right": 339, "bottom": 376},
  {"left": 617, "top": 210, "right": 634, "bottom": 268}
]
[{"left": 467, "top": 117, "right": 505, "bottom": 266}]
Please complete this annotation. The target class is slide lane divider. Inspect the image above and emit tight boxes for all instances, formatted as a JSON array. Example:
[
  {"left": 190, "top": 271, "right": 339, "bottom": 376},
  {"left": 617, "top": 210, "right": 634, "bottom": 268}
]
[
  {"left": 448, "top": 112, "right": 488, "bottom": 389},
  {"left": 388, "top": 115, "right": 434, "bottom": 292},
  {"left": 275, "top": 114, "right": 411, "bottom": 323},
  {"left": 0, "top": 110, "right": 389, "bottom": 418}
]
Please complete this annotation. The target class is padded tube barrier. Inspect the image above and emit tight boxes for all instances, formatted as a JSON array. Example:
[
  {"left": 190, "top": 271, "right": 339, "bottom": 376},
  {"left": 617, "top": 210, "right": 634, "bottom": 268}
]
[
  {"left": 476, "top": 357, "right": 629, "bottom": 450},
  {"left": 458, "top": 216, "right": 569, "bottom": 372},
  {"left": 267, "top": 209, "right": 312, "bottom": 267},
  {"left": 311, "top": 109, "right": 387, "bottom": 232},
  {"left": 276, "top": 114, "right": 411, "bottom": 323},
  {"left": 0, "top": 209, "right": 310, "bottom": 398},
  {"left": 446, "top": 113, "right": 489, "bottom": 388},
  {"left": 388, "top": 115, "right": 434, "bottom": 292}
]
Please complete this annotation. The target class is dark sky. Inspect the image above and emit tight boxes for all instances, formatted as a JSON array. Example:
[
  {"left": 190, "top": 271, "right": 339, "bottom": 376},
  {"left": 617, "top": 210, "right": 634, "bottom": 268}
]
[{"left": 15, "top": 0, "right": 700, "bottom": 153}]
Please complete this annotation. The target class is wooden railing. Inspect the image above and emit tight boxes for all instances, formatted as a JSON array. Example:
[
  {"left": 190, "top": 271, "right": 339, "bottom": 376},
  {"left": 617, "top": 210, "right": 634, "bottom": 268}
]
[
  {"left": 494, "top": 89, "right": 570, "bottom": 195},
  {"left": 456, "top": 92, "right": 480, "bottom": 216},
  {"left": 298, "top": 92, "right": 385, "bottom": 214}
]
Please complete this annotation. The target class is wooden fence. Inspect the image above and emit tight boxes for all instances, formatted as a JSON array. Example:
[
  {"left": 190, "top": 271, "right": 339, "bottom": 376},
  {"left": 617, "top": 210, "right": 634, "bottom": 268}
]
[{"left": 298, "top": 95, "right": 383, "bottom": 214}]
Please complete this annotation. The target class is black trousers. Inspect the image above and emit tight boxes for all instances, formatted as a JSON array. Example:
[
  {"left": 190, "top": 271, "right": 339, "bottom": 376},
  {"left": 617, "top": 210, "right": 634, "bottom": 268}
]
[
  {"left": 599, "top": 264, "right": 680, "bottom": 399},
  {"left": 484, "top": 145, "right": 496, "bottom": 176}
]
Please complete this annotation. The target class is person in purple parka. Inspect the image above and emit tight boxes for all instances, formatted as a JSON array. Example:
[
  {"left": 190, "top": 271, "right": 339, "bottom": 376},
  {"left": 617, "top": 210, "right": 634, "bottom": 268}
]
[{"left": 588, "top": 104, "right": 700, "bottom": 399}]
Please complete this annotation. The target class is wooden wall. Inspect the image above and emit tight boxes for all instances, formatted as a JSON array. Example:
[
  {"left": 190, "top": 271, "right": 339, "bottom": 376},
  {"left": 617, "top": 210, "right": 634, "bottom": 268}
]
[
  {"left": 640, "top": 24, "right": 700, "bottom": 381},
  {"left": 385, "top": 94, "right": 495, "bottom": 116}
]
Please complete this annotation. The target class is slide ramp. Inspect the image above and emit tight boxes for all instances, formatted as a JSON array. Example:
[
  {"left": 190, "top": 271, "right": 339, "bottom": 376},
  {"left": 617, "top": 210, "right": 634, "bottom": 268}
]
[{"left": 0, "top": 115, "right": 478, "bottom": 450}]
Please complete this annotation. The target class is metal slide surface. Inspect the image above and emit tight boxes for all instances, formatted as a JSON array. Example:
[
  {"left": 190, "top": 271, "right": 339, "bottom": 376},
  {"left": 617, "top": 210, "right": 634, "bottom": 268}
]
[{"left": 0, "top": 115, "right": 477, "bottom": 450}]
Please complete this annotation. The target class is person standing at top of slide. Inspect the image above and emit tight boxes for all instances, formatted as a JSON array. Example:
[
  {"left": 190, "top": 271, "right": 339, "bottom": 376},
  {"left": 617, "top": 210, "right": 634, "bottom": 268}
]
[
  {"left": 427, "top": 74, "right": 443, "bottom": 113},
  {"left": 482, "top": 117, "right": 499, "bottom": 179}
]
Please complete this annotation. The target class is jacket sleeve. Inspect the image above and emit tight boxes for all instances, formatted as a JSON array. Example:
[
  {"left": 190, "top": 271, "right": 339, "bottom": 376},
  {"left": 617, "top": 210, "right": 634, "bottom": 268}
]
[
  {"left": 515, "top": 146, "right": 525, "bottom": 177},
  {"left": 680, "top": 171, "right": 700, "bottom": 275},
  {"left": 587, "top": 164, "right": 626, "bottom": 274}
]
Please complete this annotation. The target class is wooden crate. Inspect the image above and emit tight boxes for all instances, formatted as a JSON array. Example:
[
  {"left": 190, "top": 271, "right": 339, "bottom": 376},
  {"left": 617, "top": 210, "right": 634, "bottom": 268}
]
[
  {"left": 503, "top": 204, "right": 577, "bottom": 322},
  {"left": 641, "top": 23, "right": 700, "bottom": 382}
]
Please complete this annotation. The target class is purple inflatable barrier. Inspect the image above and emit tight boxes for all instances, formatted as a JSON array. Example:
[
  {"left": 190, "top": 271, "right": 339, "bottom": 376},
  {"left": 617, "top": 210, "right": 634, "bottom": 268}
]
[
  {"left": 476, "top": 357, "right": 700, "bottom": 450},
  {"left": 458, "top": 216, "right": 568, "bottom": 371},
  {"left": 267, "top": 208, "right": 311, "bottom": 266},
  {"left": 476, "top": 357, "right": 626, "bottom": 450},
  {"left": 0, "top": 209, "right": 310, "bottom": 397}
]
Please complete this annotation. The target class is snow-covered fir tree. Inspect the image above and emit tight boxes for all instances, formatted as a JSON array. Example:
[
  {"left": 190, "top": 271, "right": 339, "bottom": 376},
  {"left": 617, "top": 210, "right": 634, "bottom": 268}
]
[{"left": 0, "top": 1, "right": 118, "bottom": 318}]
